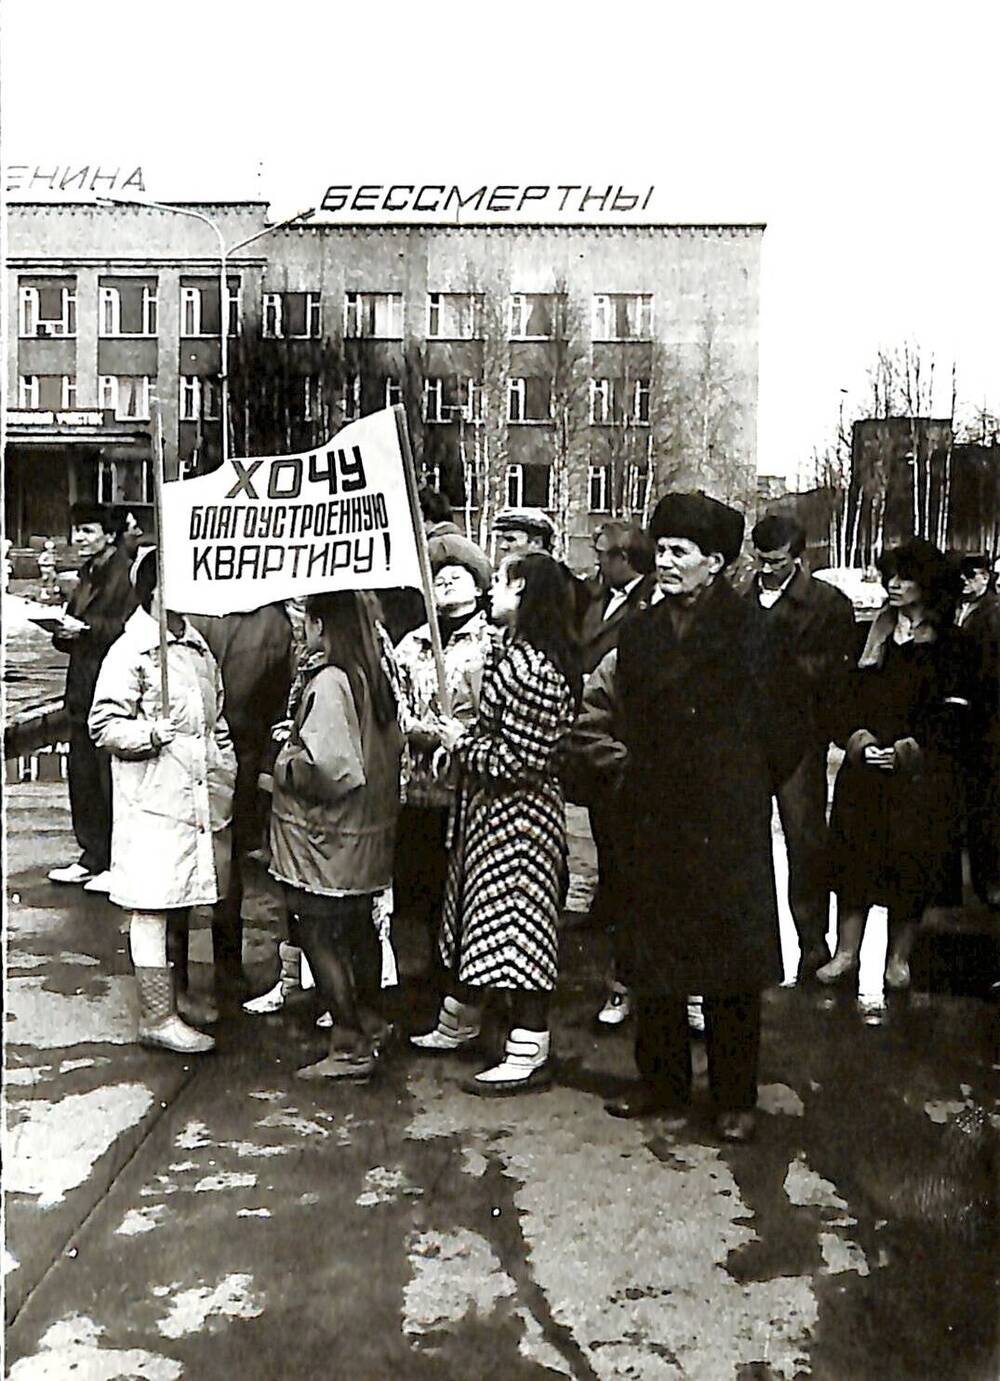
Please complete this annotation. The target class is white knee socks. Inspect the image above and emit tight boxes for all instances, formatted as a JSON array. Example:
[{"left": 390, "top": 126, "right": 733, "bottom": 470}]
[{"left": 129, "top": 911, "right": 168, "bottom": 967}]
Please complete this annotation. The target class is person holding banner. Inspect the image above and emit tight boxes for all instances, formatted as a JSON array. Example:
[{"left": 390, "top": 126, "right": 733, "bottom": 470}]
[
  {"left": 267, "top": 590, "right": 402, "bottom": 1082},
  {"left": 393, "top": 546, "right": 493, "bottom": 955},
  {"left": 412, "top": 552, "right": 581, "bottom": 1095},
  {"left": 88, "top": 551, "right": 237, "bottom": 1054}
]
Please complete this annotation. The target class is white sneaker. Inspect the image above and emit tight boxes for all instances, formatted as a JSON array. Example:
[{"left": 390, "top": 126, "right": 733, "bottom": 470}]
[
  {"left": 597, "top": 984, "right": 631, "bottom": 1026},
  {"left": 242, "top": 981, "right": 285, "bottom": 1014},
  {"left": 48, "top": 862, "right": 93, "bottom": 885},
  {"left": 82, "top": 871, "right": 112, "bottom": 894},
  {"left": 687, "top": 996, "right": 705, "bottom": 1035}
]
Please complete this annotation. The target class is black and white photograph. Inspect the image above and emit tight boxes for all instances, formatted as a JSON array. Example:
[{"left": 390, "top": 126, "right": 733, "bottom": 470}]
[{"left": 2, "top": 3, "right": 998, "bottom": 1376}]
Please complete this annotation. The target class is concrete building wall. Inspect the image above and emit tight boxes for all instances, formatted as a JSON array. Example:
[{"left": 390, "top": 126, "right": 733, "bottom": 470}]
[{"left": 6, "top": 205, "right": 763, "bottom": 554}]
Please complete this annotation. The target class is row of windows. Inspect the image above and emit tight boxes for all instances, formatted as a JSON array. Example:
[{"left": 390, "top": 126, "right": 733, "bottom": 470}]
[
  {"left": 16, "top": 371, "right": 654, "bottom": 426},
  {"left": 18, "top": 283, "right": 657, "bottom": 343},
  {"left": 423, "top": 462, "right": 649, "bottom": 515}
]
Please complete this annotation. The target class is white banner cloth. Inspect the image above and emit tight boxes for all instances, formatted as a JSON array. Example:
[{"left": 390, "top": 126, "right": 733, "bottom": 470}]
[{"left": 160, "top": 408, "right": 421, "bottom": 615}]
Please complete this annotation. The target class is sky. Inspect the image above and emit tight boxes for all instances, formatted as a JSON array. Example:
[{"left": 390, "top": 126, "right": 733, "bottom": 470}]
[{"left": 3, "top": 0, "right": 998, "bottom": 484}]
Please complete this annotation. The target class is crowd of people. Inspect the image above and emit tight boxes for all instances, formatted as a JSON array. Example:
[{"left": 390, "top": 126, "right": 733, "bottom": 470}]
[{"left": 44, "top": 490, "right": 999, "bottom": 1142}]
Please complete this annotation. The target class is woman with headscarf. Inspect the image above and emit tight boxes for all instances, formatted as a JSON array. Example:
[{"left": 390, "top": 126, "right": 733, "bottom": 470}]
[
  {"left": 573, "top": 492, "right": 802, "bottom": 1142},
  {"left": 819, "top": 539, "right": 970, "bottom": 988}
]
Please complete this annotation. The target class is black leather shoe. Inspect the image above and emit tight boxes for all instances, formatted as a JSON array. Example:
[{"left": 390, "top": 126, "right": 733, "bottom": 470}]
[
  {"left": 715, "top": 1110, "right": 756, "bottom": 1143},
  {"left": 605, "top": 1087, "right": 689, "bottom": 1123}
]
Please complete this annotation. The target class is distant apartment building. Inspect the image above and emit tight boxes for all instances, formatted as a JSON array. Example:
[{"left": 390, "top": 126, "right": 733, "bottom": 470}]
[{"left": 6, "top": 203, "right": 763, "bottom": 565}]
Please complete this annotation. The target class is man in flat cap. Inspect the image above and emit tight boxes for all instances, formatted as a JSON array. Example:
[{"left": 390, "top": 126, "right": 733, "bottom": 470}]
[
  {"left": 573, "top": 492, "right": 803, "bottom": 1142},
  {"left": 744, "top": 511, "right": 856, "bottom": 980},
  {"left": 491, "top": 507, "right": 592, "bottom": 633}
]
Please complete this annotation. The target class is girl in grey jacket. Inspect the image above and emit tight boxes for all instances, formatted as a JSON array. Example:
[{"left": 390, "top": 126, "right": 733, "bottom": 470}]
[{"left": 268, "top": 591, "right": 402, "bottom": 1081}]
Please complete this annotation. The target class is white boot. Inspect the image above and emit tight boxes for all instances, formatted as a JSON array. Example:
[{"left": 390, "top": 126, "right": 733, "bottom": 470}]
[
  {"left": 243, "top": 942, "right": 302, "bottom": 1014},
  {"left": 410, "top": 994, "right": 482, "bottom": 1051},
  {"left": 135, "top": 966, "right": 215, "bottom": 1054},
  {"left": 466, "top": 1028, "right": 552, "bottom": 1096}
]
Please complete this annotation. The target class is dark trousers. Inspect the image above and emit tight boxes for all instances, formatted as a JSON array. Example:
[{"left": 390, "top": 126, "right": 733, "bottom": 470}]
[
  {"left": 776, "top": 744, "right": 831, "bottom": 951},
  {"left": 588, "top": 798, "right": 633, "bottom": 985},
  {"left": 212, "top": 753, "right": 260, "bottom": 975},
  {"left": 966, "top": 752, "right": 1000, "bottom": 900},
  {"left": 394, "top": 804, "right": 450, "bottom": 939},
  {"left": 635, "top": 990, "right": 761, "bottom": 1111},
  {"left": 68, "top": 721, "right": 112, "bottom": 873}
]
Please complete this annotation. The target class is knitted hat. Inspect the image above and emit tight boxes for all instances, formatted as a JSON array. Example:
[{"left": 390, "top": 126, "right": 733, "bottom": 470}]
[
  {"left": 649, "top": 492, "right": 744, "bottom": 566},
  {"left": 426, "top": 530, "right": 493, "bottom": 592}
]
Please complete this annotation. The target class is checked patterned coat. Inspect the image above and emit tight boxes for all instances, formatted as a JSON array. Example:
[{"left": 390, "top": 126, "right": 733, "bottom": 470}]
[{"left": 439, "top": 638, "right": 576, "bottom": 991}]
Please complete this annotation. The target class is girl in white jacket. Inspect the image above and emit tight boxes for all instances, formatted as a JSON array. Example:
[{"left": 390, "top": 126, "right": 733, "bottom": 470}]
[{"left": 89, "top": 550, "right": 236, "bottom": 1054}]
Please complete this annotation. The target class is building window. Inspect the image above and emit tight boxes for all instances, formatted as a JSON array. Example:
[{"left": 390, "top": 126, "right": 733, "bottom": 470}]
[
  {"left": 303, "top": 376, "right": 323, "bottom": 422},
  {"left": 143, "top": 286, "right": 158, "bottom": 335},
  {"left": 462, "top": 378, "right": 484, "bottom": 422},
  {"left": 99, "top": 376, "right": 151, "bottom": 420},
  {"left": 427, "top": 291, "right": 478, "bottom": 339},
  {"left": 100, "top": 287, "right": 121, "bottom": 336},
  {"left": 591, "top": 293, "right": 654, "bottom": 341},
  {"left": 344, "top": 291, "right": 403, "bottom": 339},
  {"left": 202, "top": 378, "right": 220, "bottom": 420},
  {"left": 61, "top": 377, "right": 78, "bottom": 409},
  {"left": 18, "top": 282, "right": 75, "bottom": 337},
  {"left": 277, "top": 291, "right": 323, "bottom": 339},
  {"left": 590, "top": 378, "right": 613, "bottom": 424},
  {"left": 589, "top": 465, "right": 609, "bottom": 512},
  {"left": 19, "top": 287, "right": 37, "bottom": 337},
  {"left": 181, "top": 287, "right": 201, "bottom": 337},
  {"left": 384, "top": 378, "right": 403, "bottom": 409},
  {"left": 263, "top": 293, "right": 283, "bottom": 338},
  {"left": 227, "top": 286, "right": 241, "bottom": 338},
  {"left": 424, "top": 378, "right": 447, "bottom": 423},
  {"left": 343, "top": 375, "right": 361, "bottom": 421},
  {"left": 508, "top": 376, "right": 552, "bottom": 423},
  {"left": 99, "top": 457, "right": 153, "bottom": 506},
  {"left": 18, "top": 375, "right": 39, "bottom": 408},
  {"left": 523, "top": 464, "right": 553, "bottom": 510},
  {"left": 633, "top": 378, "right": 651, "bottom": 424},
  {"left": 629, "top": 466, "right": 649, "bottom": 511},
  {"left": 505, "top": 463, "right": 524, "bottom": 508},
  {"left": 181, "top": 377, "right": 220, "bottom": 420},
  {"left": 98, "top": 280, "right": 158, "bottom": 336},
  {"left": 509, "top": 293, "right": 555, "bottom": 340}
]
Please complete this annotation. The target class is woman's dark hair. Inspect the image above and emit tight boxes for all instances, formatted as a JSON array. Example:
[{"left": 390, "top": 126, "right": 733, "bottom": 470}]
[
  {"left": 133, "top": 549, "right": 158, "bottom": 613},
  {"left": 304, "top": 590, "right": 397, "bottom": 728},
  {"left": 506, "top": 552, "right": 582, "bottom": 709},
  {"left": 877, "top": 538, "right": 959, "bottom": 625}
]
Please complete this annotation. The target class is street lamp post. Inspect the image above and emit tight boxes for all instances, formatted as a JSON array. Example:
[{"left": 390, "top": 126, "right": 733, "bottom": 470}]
[{"left": 96, "top": 197, "right": 314, "bottom": 465}]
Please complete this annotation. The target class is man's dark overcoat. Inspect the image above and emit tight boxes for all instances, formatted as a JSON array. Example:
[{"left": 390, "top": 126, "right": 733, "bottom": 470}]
[{"left": 596, "top": 578, "right": 801, "bottom": 994}]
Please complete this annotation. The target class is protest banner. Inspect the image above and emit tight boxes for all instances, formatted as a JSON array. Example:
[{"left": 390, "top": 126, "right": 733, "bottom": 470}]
[{"left": 160, "top": 406, "right": 423, "bottom": 616}]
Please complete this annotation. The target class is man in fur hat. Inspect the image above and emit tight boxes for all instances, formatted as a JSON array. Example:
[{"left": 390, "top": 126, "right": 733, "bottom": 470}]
[{"left": 573, "top": 492, "right": 804, "bottom": 1142}]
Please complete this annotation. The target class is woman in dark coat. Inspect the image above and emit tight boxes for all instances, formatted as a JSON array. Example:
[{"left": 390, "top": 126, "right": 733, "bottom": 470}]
[
  {"left": 819, "top": 539, "right": 970, "bottom": 989},
  {"left": 574, "top": 492, "right": 800, "bottom": 1142},
  {"left": 955, "top": 553, "right": 1000, "bottom": 907}
]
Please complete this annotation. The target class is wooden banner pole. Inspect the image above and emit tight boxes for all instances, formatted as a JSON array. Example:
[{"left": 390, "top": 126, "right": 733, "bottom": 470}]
[
  {"left": 152, "top": 406, "right": 170, "bottom": 713},
  {"left": 393, "top": 404, "right": 452, "bottom": 717}
]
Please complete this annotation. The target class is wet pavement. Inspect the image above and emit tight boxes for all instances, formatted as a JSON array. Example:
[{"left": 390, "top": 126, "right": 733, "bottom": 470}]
[{"left": 4, "top": 785, "right": 999, "bottom": 1379}]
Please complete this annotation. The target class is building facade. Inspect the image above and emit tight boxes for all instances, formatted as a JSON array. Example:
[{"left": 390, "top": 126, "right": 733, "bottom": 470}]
[{"left": 6, "top": 204, "right": 763, "bottom": 565}]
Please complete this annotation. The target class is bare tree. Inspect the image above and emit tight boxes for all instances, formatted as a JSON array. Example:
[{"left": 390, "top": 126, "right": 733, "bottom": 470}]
[
  {"left": 227, "top": 333, "right": 349, "bottom": 460},
  {"left": 547, "top": 280, "right": 590, "bottom": 556}
]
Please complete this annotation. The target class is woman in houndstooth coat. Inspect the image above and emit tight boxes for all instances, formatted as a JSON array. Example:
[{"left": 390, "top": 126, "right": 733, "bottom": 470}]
[{"left": 411, "top": 552, "right": 580, "bottom": 1095}]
